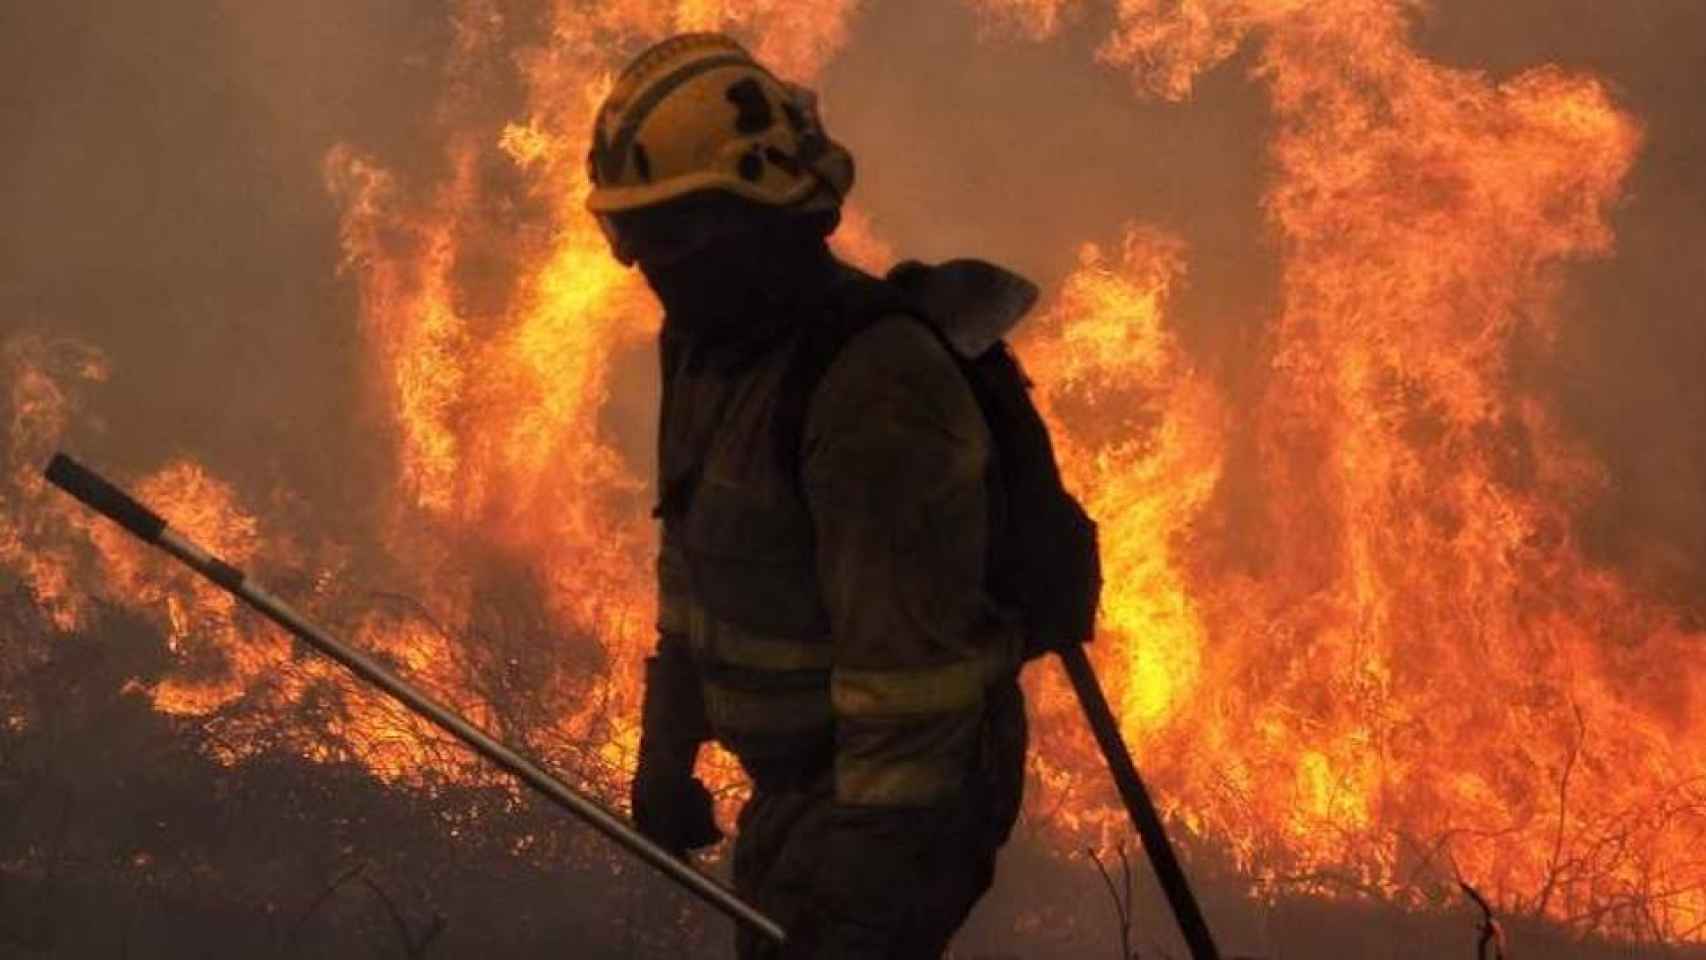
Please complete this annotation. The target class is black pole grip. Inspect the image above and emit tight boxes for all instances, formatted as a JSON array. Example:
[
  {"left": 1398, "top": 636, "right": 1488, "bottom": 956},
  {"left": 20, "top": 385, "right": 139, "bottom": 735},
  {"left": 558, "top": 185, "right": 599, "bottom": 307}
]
[
  {"left": 44, "top": 453, "right": 167, "bottom": 543},
  {"left": 1059, "top": 644, "right": 1221, "bottom": 960}
]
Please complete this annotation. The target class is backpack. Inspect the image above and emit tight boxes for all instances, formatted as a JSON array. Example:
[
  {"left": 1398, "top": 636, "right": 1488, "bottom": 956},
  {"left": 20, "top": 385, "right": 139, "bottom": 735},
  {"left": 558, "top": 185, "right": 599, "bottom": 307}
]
[{"left": 775, "top": 262, "right": 1101, "bottom": 661}]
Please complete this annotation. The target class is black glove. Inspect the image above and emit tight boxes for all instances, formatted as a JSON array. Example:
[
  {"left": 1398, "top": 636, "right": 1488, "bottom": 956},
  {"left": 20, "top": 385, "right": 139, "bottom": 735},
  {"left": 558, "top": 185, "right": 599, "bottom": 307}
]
[
  {"left": 631, "top": 638, "right": 721, "bottom": 857},
  {"left": 631, "top": 766, "right": 723, "bottom": 857}
]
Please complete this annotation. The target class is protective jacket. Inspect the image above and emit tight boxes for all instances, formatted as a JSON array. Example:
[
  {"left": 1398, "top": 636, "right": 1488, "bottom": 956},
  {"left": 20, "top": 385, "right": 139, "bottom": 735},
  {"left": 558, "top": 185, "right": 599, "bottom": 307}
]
[{"left": 653, "top": 259, "right": 1033, "bottom": 957}]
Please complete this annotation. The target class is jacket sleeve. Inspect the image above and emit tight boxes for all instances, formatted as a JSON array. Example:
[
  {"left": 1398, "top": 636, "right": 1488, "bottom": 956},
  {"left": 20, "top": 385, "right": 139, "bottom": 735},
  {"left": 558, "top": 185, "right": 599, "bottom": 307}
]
[
  {"left": 797, "top": 314, "right": 1019, "bottom": 951},
  {"left": 640, "top": 530, "right": 711, "bottom": 767}
]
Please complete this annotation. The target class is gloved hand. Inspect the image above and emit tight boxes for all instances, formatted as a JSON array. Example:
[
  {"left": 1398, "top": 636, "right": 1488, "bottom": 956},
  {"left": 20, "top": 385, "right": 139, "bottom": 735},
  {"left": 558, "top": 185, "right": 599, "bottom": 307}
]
[
  {"left": 631, "top": 766, "right": 723, "bottom": 856},
  {"left": 632, "top": 638, "right": 722, "bottom": 857}
]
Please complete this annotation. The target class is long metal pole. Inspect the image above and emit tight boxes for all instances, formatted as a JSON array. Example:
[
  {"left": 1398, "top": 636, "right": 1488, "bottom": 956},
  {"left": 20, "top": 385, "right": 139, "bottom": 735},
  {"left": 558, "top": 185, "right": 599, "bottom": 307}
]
[
  {"left": 43, "top": 453, "right": 786, "bottom": 946},
  {"left": 1058, "top": 644, "right": 1222, "bottom": 960}
]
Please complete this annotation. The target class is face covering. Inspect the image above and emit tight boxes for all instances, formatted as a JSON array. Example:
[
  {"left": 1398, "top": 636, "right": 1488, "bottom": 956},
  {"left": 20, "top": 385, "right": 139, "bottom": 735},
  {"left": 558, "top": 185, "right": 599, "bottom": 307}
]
[{"left": 639, "top": 218, "right": 835, "bottom": 343}]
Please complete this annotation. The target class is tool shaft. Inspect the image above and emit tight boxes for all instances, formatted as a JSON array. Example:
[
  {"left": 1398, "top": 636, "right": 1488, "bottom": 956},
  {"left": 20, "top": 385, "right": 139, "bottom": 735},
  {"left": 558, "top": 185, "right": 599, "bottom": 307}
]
[
  {"left": 44, "top": 453, "right": 786, "bottom": 945},
  {"left": 1059, "top": 644, "right": 1221, "bottom": 960}
]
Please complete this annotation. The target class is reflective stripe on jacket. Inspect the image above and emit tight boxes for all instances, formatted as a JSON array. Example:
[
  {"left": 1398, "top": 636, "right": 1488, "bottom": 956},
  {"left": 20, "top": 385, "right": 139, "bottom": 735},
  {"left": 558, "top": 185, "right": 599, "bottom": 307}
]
[{"left": 656, "top": 269, "right": 1023, "bottom": 806}]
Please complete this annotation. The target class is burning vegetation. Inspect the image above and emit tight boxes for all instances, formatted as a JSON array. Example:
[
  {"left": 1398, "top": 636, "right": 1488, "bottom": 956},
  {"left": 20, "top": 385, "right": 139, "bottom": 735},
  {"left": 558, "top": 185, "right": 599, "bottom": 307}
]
[{"left": 3, "top": 0, "right": 1705, "bottom": 956}]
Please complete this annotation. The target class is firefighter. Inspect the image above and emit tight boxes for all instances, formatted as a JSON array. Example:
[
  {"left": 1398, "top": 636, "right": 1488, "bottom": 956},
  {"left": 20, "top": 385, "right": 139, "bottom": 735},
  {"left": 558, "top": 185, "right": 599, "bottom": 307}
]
[{"left": 588, "top": 33, "right": 1029, "bottom": 958}]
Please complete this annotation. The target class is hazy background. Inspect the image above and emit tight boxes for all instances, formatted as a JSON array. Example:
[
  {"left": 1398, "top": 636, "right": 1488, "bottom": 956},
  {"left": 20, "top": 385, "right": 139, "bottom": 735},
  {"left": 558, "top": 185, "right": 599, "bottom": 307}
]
[
  {"left": 1, "top": 0, "right": 1701, "bottom": 601},
  {"left": 3, "top": 4, "right": 1704, "bottom": 956}
]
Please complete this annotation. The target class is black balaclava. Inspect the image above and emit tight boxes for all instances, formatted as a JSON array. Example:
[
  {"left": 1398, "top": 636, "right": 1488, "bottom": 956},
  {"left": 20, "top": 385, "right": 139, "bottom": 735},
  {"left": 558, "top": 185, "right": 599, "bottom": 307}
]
[{"left": 639, "top": 210, "right": 839, "bottom": 348}]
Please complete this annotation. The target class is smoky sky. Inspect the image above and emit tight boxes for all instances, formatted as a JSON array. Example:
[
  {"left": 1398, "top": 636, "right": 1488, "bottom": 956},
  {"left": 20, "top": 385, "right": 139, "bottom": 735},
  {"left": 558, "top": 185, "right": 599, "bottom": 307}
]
[
  {"left": 2, "top": 1, "right": 1702, "bottom": 609},
  {"left": 0, "top": 1, "right": 452, "bottom": 522},
  {"left": 1415, "top": 1, "right": 1706, "bottom": 615}
]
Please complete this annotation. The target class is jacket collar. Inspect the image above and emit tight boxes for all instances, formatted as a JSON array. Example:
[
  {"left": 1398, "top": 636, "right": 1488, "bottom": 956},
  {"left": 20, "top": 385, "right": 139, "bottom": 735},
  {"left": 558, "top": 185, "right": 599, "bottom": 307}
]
[{"left": 887, "top": 259, "right": 1040, "bottom": 358}]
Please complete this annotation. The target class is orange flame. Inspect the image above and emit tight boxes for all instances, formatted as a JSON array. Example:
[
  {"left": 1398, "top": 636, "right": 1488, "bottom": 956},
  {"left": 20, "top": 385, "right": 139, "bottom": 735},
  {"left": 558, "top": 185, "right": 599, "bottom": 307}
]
[
  {"left": 5, "top": 0, "right": 1703, "bottom": 945},
  {"left": 2, "top": 335, "right": 110, "bottom": 633},
  {"left": 317, "top": 0, "right": 870, "bottom": 788},
  {"left": 969, "top": 0, "right": 1702, "bottom": 940}
]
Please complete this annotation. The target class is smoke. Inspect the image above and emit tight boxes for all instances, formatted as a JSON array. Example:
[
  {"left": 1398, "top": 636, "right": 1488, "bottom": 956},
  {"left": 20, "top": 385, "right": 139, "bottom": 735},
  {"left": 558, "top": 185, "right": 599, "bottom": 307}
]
[
  {"left": 822, "top": 0, "right": 1706, "bottom": 612},
  {"left": 1414, "top": 0, "right": 1706, "bottom": 617},
  {"left": 821, "top": 2, "right": 1277, "bottom": 373},
  {"left": 2, "top": 1, "right": 1704, "bottom": 950},
  {"left": 0, "top": 0, "right": 452, "bottom": 523},
  {"left": 4, "top": 0, "right": 1699, "bottom": 599}
]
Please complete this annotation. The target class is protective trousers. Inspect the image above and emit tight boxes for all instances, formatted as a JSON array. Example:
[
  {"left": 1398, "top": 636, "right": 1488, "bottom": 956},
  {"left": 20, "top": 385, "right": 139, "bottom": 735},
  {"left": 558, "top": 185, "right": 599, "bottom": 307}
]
[{"left": 734, "top": 679, "right": 1026, "bottom": 960}]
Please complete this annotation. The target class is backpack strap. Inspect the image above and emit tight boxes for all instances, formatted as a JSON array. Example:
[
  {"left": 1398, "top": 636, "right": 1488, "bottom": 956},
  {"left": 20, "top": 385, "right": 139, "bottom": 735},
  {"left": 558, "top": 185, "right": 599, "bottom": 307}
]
[
  {"left": 652, "top": 330, "right": 746, "bottom": 524},
  {"left": 771, "top": 267, "right": 924, "bottom": 484}
]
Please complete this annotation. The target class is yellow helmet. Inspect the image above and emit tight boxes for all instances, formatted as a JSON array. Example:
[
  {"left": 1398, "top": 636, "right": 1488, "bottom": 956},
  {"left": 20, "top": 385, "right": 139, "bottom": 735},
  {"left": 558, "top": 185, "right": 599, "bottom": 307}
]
[{"left": 586, "top": 33, "right": 854, "bottom": 215}]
